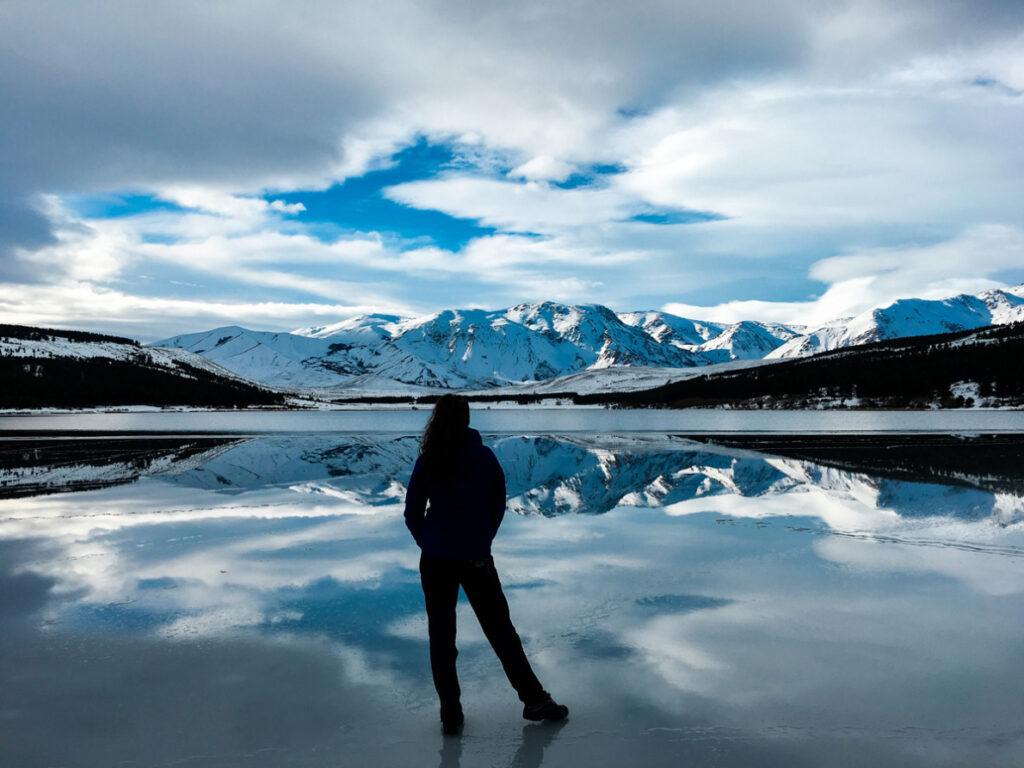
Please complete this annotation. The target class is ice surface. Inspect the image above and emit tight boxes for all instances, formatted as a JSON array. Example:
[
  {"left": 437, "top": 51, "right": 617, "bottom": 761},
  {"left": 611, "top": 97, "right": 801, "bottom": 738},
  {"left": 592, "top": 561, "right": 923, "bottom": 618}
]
[{"left": 1, "top": 428, "right": 1023, "bottom": 766}]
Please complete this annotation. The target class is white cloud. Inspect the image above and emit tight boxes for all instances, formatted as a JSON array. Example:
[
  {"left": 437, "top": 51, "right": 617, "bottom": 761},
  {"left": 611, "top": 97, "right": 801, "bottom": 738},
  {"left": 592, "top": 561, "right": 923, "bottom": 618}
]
[
  {"left": 618, "top": 76, "right": 1024, "bottom": 231},
  {"left": 385, "top": 175, "right": 634, "bottom": 232},
  {"left": 809, "top": 224, "right": 1024, "bottom": 287},
  {"left": 892, "top": 31, "right": 1024, "bottom": 92},
  {"left": 2, "top": 189, "right": 636, "bottom": 336},
  {"left": 3, "top": 1, "right": 1024, "bottom": 330},
  {"left": 18, "top": 197, "right": 132, "bottom": 283},
  {"left": 0, "top": 281, "right": 396, "bottom": 340},
  {"left": 508, "top": 156, "right": 576, "bottom": 182},
  {"left": 663, "top": 225, "right": 1024, "bottom": 325},
  {"left": 155, "top": 188, "right": 306, "bottom": 219},
  {"left": 815, "top": 533, "right": 1024, "bottom": 597}
]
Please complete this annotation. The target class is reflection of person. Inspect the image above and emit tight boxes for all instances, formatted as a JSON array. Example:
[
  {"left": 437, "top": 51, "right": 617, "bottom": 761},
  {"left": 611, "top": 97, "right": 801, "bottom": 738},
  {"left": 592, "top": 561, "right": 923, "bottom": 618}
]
[
  {"left": 405, "top": 394, "right": 568, "bottom": 735},
  {"left": 438, "top": 721, "right": 567, "bottom": 768}
]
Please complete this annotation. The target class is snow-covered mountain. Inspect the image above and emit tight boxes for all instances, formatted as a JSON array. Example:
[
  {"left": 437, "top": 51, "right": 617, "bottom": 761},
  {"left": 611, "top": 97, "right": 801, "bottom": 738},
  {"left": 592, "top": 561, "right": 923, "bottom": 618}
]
[
  {"left": 504, "top": 302, "right": 698, "bottom": 368},
  {"left": 154, "top": 303, "right": 708, "bottom": 389},
  {"left": 1, "top": 325, "right": 285, "bottom": 408},
  {"left": 294, "top": 313, "right": 404, "bottom": 343},
  {"left": 768, "top": 286, "right": 1024, "bottom": 359},
  {"left": 689, "top": 320, "right": 803, "bottom": 362},
  {"left": 384, "top": 307, "right": 586, "bottom": 387},
  {"left": 153, "top": 326, "right": 342, "bottom": 386},
  {"left": 151, "top": 284, "right": 1024, "bottom": 391},
  {"left": 618, "top": 311, "right": 726, "bottom": 347},
  {"left": 2, "top": 327, "right": 244, "bottom": 379}
]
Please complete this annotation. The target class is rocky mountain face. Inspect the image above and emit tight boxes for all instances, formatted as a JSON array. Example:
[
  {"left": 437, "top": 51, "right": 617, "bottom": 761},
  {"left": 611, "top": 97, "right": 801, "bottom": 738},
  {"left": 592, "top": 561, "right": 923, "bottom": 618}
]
[
  {"left": 152, "top": 285, "right": 1024, "bottom": 391},
  {"left": 153, "top": 302, "right": 793, "bottom": 389}
]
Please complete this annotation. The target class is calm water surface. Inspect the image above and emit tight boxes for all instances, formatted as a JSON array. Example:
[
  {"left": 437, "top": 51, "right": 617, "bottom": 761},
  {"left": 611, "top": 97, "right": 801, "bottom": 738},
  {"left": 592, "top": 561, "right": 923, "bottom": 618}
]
[
  {"left": 4, "top": 407, "right": 1024, "bottom": 433},
  {"left": 2, "top": 418, "right": 1023, "bottom": 766}
]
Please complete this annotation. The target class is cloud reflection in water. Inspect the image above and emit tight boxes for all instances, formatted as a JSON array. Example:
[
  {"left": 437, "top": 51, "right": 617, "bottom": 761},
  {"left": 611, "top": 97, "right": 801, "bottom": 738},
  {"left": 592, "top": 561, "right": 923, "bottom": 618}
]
[{"left": 1, "top": 432, "right": 1023, "bottom": 766}]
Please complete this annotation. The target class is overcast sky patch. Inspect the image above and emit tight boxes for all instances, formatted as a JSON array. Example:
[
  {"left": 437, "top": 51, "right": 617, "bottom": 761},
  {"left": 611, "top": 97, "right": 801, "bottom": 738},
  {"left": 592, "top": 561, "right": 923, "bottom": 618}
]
[{"left": 1, "top": 1, "right": 1023, "bottom": 337}]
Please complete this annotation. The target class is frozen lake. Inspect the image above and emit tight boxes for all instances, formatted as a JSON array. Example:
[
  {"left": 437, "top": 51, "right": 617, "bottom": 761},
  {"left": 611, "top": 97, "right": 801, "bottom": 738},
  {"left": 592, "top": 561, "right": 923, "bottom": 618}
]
[
  {"left": 2, "top": 420, "right": 1023, "bottom": 766},
  {"left": 4, "top": 406, "right": 1024, "bottom": 434}
]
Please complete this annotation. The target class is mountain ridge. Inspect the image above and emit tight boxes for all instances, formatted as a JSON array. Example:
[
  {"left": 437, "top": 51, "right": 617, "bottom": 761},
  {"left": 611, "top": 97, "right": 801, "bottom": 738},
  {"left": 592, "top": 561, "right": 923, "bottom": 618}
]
[
  {"left": 0, "top": 324, "right": 286, "bottom": 409},
  {"left": 152, "top": 284, "right": 1024, "bottom": 391},
  {"left": 577, "top": 320, "right": 1024, "bottom": 410}
]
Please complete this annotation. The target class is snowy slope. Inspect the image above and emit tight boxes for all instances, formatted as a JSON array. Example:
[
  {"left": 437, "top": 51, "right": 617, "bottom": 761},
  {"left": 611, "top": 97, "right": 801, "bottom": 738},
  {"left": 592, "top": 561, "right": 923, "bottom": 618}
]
[
  {"left": 690, "top": 320, "right": 803, "bottom": 362},
  {"left": 153, "top": 326, "right": 341, "bottom": 386},
  {"left": 618, "top": 311, "right": 726, "bottom": 347},
  {"left": 504, "top": 302, "right": 698, "bottom": 368},
  {"left": 2, "top": 325, "right": 290, "bottom": 409},
  {"left": 979, "top": 285, "right": 1024, "bottom": 324},
  {"left": 156, "top": 304, "right": 710, "bottom": 390},
  {"left": 389, "top": 308, "right": 587, "bottom": 386},
  {"left": 2, "top": 333, "right": 254, "bottom": 384},
  {"left": 293, "top": 313, "right": 406, "bottom": 342},
  {"left": 769, "top": 288, "right": 1024, "bottom": 359},
  {"left": 150, "top": 284, "right": 1024, "bottom": 391},
  {"left": 480, "top": 359, "right": 774, "bottom": 397}
]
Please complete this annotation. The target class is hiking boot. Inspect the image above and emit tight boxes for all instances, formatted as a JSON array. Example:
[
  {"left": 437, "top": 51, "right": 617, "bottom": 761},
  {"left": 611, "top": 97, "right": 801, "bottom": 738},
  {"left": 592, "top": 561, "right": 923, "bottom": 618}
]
[
  {"left": 522, "top": 693, "right": 568, "bottom": 722},
  {"left": 441, "top": 708, "right": 464, "bottom": 736}
]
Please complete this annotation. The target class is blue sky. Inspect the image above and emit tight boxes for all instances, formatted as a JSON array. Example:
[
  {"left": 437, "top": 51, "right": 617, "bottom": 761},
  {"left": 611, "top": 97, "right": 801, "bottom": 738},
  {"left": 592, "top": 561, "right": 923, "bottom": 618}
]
[
  {"left": 267, "top": 140, "right": 499, "bottom": 252},
  {"left": 2, "top": 1, "right": 1024, "bottom": 340}
]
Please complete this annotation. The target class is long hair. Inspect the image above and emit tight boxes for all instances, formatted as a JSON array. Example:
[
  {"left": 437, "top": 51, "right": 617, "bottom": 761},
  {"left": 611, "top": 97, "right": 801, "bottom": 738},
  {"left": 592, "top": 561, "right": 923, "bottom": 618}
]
[{"left": 421, "top": 394, "right": 471, "bottom": 478}]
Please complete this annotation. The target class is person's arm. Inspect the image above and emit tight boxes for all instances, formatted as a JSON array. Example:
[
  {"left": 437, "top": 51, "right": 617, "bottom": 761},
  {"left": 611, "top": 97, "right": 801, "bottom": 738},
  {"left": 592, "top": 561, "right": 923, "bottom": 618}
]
[
  {"left": 487, "top": 450, "right": 506, "bottom": 539},
  {"left": 404, "top": 456, "right": 428, "bottom": 545}
]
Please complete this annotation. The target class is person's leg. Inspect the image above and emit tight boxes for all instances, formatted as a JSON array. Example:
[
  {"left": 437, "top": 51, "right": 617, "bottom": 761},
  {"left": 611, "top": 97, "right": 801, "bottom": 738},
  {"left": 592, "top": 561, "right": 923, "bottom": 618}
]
[
  {"left": 420, "top": 553, "right": 463, "bottom": 725},
  {"left": 460, "top": 557, "right": 546, "bottom": 705}
]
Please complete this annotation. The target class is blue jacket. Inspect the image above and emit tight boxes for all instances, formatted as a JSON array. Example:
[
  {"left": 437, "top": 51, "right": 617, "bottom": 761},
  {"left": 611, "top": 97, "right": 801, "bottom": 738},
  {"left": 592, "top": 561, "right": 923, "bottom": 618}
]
[{"left": 404, "top": 428, "right": 506, "bottom": 559}]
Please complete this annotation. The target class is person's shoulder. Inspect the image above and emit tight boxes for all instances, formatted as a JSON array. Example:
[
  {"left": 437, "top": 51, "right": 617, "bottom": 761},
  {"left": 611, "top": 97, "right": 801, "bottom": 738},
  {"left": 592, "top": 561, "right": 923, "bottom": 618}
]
[
  {"left": 476, "top": 443, "right": 500, "bottom": 469},
  {"left": 462, "top": 429, "right": 493, "bottom": 458}
]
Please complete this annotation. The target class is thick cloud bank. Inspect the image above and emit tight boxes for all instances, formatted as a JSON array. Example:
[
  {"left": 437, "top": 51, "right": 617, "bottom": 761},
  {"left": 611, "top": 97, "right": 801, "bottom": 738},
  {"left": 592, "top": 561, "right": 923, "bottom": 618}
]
[{"left": 2, "top": 1, "right": 1023, "bottom": 336}]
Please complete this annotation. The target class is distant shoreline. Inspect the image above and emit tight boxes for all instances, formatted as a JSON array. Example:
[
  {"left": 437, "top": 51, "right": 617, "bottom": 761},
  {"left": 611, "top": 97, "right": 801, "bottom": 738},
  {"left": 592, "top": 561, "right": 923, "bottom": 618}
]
[{"left": 2, "top": 403, "right": 1022, "bottom": 419}]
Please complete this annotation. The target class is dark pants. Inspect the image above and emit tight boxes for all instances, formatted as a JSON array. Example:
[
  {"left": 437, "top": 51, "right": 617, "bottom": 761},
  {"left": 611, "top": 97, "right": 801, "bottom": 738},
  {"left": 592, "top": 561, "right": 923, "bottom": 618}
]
[{"left": 419, "top": 553, "right": 545, "bottom": 715}]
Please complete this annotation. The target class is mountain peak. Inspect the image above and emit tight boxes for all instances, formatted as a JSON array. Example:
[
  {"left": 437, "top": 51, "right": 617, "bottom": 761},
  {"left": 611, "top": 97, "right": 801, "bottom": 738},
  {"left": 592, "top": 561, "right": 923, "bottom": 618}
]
[
  {"left": 152, "top": 283, "right": 1024, "bottom": 390},
  {"left": 293, "top": 313, "right": 406, "bottom": 339}
]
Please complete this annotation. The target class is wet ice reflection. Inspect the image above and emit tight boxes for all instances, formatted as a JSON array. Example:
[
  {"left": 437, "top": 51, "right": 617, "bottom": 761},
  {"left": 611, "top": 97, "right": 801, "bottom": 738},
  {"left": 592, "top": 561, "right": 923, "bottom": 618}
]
[{"left": 1, "top": 432, "right": 1023, "bottom": 766}]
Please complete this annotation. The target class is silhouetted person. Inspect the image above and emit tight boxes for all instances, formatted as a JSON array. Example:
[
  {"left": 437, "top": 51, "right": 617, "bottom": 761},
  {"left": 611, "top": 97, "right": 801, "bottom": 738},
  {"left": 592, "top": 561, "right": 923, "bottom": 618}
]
[{"left": 405, "top": 394, "right": 568, "bottom": 735}]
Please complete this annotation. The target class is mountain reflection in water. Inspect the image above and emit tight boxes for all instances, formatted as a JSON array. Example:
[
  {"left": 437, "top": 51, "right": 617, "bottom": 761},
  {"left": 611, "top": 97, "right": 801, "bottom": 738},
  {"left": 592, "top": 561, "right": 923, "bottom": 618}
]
[
  {"left": 1, "top": 431, "right": 1023, "bottom": 767},
  {"left": 3, "top": 432, "right": 1023, "bottom": 523}
]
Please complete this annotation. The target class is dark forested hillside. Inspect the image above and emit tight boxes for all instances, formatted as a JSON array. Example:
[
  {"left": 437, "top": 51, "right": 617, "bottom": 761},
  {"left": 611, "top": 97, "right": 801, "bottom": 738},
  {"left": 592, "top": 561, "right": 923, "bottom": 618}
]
[
  {"left": 1, "top": 324, "right": 286, "bottom": 409},
  {"left": 4, "top": 321, "right": 1022, "bottom": 410},
  {"left": 0, "top": 325, "right": 140, "bottom": 346},
  {"left": 576, "top": 322, "right": 1024, "bottom": 409},
  {"left": 0, "top": 436, "right": 244, "bottom": 497},
  {"left": 686, "top": 433, "right": 1024, "bottom": 496}
]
